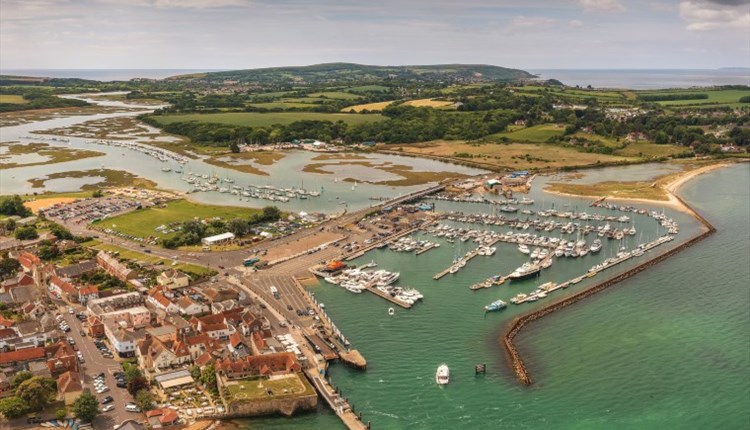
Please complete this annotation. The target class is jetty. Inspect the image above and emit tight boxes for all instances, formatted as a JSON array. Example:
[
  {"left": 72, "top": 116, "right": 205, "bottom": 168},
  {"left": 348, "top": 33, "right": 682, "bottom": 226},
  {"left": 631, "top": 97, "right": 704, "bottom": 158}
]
[{"left": 364, "top": 284, "right": 413, "bottom": 309}]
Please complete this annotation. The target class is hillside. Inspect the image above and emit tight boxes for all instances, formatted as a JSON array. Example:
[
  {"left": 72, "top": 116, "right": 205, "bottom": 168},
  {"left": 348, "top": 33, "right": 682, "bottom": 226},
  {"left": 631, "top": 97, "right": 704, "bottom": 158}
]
[{"left": 168, "top": 62, "right": 534, "bottom": 85}]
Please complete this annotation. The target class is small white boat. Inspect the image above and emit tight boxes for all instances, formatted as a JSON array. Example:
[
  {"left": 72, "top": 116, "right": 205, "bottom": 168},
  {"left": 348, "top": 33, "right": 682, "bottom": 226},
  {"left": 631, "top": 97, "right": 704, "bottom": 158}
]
[
  {"left": 388, "top": 307, "right": 395, "bottom": 316},
  {"left": 436, "top": 363, "right": 450, "bottom": 385}
]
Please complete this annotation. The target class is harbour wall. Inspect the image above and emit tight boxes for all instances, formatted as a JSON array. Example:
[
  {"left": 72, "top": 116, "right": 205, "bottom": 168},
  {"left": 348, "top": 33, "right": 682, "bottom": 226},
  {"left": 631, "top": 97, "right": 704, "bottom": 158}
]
[
  {"left": 218, "top": 393, "right": 319, "bottom": 418},
  {"left": 500, "top": 194, "right": 716, "bottom": 385}
]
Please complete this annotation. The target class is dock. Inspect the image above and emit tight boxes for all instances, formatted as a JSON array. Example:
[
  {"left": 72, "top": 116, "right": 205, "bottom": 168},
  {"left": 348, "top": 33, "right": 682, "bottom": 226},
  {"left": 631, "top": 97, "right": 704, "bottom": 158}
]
[
  {"left": 364, "top": 284, "right": 413, "bottom": 309},
  {"left": 415, "top": 241, "right": 439, "bottom": 255},
  {"left": 339, "top": 349, "right": 367, "bottom": 370},
  {"left": 434, "top": 237, "right": 504, "bottom": 280},
  {"left": 344, "top": 224, "right": 424, "bottom": 261},
  {"left": 305, "top": 369, "right": 369, "bottom": 430}
]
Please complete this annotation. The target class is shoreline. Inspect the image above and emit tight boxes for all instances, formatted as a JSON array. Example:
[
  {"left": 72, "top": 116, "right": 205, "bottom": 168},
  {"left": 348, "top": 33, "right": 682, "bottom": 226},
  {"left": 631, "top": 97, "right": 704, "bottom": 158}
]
[{"left": 541, "top": 161, "right": 736, "bottom": 214}]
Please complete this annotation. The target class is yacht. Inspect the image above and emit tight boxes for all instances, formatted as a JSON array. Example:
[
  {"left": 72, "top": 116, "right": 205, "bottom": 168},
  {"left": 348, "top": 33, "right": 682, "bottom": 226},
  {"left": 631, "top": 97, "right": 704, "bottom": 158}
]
[{"left": 436, "top": 364, "right": 450, "bottom": 385}]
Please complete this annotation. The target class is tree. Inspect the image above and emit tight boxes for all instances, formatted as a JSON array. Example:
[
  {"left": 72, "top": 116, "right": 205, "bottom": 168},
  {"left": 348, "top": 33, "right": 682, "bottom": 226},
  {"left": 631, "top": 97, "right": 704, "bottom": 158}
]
[
  {"left": 15, "top": 226, "right": 39, "bottom": 240},
  {"left": 0, "top": 396, "right": 28, "bottom": 419},
  {"left": 135, "top": 389, "right": 154, "bottom": 411},
  {"left": 56, "top": 408, "right": 67, "bottom": 421},
  {"left": 123, "top": 362, "right": 143, "bottom": 382},
  {"left": 0, "top": 195, "right": 31, "bottom": 217},
  {"left": 4, "top": 219, "right": 16, "bottom": 232},
  {"left": 38, "top": 245, "right": 60, "bottom": 261},
  {"left": 49, "top": 224, "right": 74, "bottom": 240},
  {"left": 227, "top": 218, "right": 248, "bottom": 236},
  {"left": 16, "top": 376, "right": 55, "bottom": 411},
  {"left": 72, "top": 392, "right": 99, "bottom": 422},
  {"left": 12, "top": 370, "right": 33, "bottom": 388},
  {"left": 127, "top": 376, "right": 149, "bottom": 396},
  {"left": 200, "top": 364, "right": 218, "bottom": 394},
  {"left": 0, "top": 258, "right": 21, "bottom": 280},
  {"left": 92, "top": 190, "right": 104, "bottom": 198},
  {"left": 190, "top": 365, "right": 201, "bottom": 380},
  {"left": 229, "top": 140, "right": 240, "bottom": 153}
]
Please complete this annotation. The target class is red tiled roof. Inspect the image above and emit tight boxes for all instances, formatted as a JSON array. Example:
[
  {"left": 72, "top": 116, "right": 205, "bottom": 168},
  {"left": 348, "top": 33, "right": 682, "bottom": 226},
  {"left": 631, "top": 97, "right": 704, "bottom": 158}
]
[
  {"left": 215, "top": 352, "right": 301, "bottom": 377},
  {"left": 50, "top": 276, "right": 76, "bottom": 295},
  {"left": 160, "top": 409, "right": 178, "bottom": 424},
  {"left": 194, "top": 351, "right": 213, "bottom": 367},
  {"left": 79, "top": 285, "right": 98, "bottom": 295},
  {"left": 57, "top": 370, "right": 82, "bottom": 394},
  {"left": 151, "top": 291, "right": 173, "bottom": 309},
  {"left": 0, "top": 316, "right": 15, "bottom": 328},
  {"left": 0, "top": 346, "right": 46, "bottom": 365}
]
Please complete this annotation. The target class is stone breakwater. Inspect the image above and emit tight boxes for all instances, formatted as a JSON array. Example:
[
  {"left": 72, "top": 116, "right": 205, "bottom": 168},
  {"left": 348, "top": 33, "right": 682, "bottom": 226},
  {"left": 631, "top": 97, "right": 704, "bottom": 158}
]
[{"left": 500, "top": 194, "right": 716, "bottom": 386}]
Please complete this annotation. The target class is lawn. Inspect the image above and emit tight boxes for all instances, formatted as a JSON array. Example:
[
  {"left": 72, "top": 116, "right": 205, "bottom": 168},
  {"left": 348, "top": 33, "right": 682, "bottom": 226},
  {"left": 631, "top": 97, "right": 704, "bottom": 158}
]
[
  {"left": 346, "top": 85, "right": 390, "bottom": 92},
  {"left": 154, "top": 112, "right": 385, "bottom": 127},
  {"left": 85, "top": 240, "right": 215, "bottom": 277},
  {"left": 489, "top": 123, "right": 567, "bottom": 143},
  {"left": 385, "top": 140, "right": 630, "bottom": 171},
  {"left": 0, "top": 94, "right": 27, "bottom": 104},
  {"left": 225, "top": 374, "right": 315, "bottom": 403},
  {"left": 96, "top": 199, "right": 259, "bottom": 240}
]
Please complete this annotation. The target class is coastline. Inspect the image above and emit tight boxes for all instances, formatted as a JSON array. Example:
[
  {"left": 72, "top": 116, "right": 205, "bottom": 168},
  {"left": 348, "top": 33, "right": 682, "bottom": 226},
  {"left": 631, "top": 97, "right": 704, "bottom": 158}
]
[{"left": 542, "top": 161, "right": 736, "bottom": 214}]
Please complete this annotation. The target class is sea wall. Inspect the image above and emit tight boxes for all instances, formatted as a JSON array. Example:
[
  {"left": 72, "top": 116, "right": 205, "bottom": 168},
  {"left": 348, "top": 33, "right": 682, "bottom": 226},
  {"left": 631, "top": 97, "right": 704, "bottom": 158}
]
[
  {"left": 501, "top": 194, "right": 716, "bottom": 385},
  {"left": 218, "top": 394, "right": 319, "bottom": 418}
]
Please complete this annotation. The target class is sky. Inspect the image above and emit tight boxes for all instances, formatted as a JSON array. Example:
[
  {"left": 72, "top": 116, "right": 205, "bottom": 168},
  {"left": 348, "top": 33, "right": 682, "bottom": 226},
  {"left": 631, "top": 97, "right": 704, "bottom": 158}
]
[{"left": 1, "top": 0, "right": 748, "bottom": 70}]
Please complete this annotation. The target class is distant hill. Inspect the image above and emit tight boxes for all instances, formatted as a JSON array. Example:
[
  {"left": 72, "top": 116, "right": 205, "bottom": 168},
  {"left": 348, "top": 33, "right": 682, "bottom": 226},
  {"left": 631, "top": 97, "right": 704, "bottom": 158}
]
[{"left": 168, "top": 62, "right": 534, "bottom": 85}]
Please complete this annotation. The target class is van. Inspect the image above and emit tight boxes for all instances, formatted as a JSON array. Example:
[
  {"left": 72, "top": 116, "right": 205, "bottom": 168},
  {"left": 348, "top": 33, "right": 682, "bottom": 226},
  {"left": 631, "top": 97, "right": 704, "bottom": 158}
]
[{"left": 125, "top": 404, "right": 141, "bottom": 412}]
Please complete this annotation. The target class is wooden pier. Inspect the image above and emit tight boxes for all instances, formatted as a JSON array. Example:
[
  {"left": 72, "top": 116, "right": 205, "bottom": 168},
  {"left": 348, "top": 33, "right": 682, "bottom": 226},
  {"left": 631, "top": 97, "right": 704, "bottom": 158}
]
[
  {"left": 415, "top": 242, "right": 439, "bottom": 255},
  {"left": 364, "top": 284, "right": 412, "bottom": 309}
]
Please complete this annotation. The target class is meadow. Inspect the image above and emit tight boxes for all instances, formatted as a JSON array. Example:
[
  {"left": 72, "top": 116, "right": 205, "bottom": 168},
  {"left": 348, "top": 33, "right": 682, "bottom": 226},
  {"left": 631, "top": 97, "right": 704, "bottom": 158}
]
[
  {"left": 0, "top": 95, "right": 26, "bottom": 104},
  {"left": 153, "top": 112, "right": 385, "bottom": 127},
  {"left": 489, "top": 123, "right": 566, "bottom": 143},
  {"left": 637, "top": 88, "right": 750, "bottom": 107}
]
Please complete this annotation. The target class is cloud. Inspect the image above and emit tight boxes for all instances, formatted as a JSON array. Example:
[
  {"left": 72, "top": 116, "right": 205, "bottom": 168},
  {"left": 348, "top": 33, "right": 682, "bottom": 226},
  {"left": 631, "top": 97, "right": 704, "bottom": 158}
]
[
  {"left": 703, "top": 0, "right": 749, "bottom": 5},
  {"left": 580, "top": 0, "right": 625, "bottom": 12},
  {"left": 569, "top": 19, "right": 584, "bottom": 27},
  {"left": 680, "top": 0, "right": 750, "bottom": 30}
]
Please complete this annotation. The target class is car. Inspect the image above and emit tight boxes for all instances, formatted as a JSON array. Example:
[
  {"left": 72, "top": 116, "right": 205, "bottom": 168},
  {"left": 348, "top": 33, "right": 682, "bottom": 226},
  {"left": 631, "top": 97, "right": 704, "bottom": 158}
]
[
  {"left": 116, "top": 381, "right": 128, "bottom": 388},
  {"left": 102, "top": 353, "right": 114, "bottom": 359},
  {"left": 218, "top": 265, "right": 225, "bottom": 269},
  {"left": 287, "top": 304, "right": 293, "bottom": 311},
  {"left": 96, "top": 387, "right": 110, "bottom": 394},
  {"left": 125, "top": 404, "right": 141, "bottom": 412},
  {"left": 68, "top": 308, "right": 75, "bottom": 314},
  {"left": 114, "top": 371, "right": 124, "bottom": 378},
  {"left": 102, "top": 404, "right": 115, "bottom": 412},
  {"left": 80, "top": 330, "right": 86, "bottom": 336},
  {"left": 62, "top": 326, "right": 71, "bottom": 332},
  {"left": 67, "top": 337, "right": 75, "bottom": 345},
  {"left": 101, "top": 396, "right": 114, "bottom": 404},
  {"left": 144, "top": 249, "right": 151, "bottom": 253},
  {"left": 27, "top": 416, "right": 43, "bottom": 424},
  {"left": 95, "top": 372, "right": 105, "bottom": 379}
]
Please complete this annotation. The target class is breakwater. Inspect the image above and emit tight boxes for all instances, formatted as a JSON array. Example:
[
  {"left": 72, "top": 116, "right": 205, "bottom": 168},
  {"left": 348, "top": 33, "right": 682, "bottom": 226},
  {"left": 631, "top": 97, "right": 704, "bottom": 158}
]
[{"left": 501, "top": 194, "right": 716, "bottom": 386}]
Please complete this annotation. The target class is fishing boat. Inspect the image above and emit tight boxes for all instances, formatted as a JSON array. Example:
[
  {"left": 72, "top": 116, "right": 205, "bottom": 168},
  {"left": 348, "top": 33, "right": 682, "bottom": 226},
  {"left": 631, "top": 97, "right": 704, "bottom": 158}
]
[
  {"left": 436, "top": 364, "right": 450, "bottom": 385},
  {"left": 484, "top": 299, "right": 507, "bottom": 312}
]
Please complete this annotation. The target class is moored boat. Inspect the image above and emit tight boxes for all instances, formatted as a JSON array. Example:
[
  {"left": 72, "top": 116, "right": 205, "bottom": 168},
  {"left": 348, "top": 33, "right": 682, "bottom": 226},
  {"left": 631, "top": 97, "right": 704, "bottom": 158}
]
[{"left": 436, "top": 364, "right": 450, "bottom": 385}]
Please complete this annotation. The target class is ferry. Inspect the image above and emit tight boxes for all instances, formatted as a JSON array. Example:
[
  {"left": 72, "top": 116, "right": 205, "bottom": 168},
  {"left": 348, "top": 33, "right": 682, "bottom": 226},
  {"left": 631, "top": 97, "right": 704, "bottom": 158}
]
[
  {"left": 436, "top": 364, "right": 450, "bottom": 385},
  {"left": 484, "top": 299, "right": 507, "bottom": 312}
]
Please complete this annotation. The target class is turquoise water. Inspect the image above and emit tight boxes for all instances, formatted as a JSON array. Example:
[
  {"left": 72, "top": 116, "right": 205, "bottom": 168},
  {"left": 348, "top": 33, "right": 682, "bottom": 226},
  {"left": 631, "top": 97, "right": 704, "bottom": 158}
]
[{"left": 231, "top": 164, "right": 749, "bottom": 429}]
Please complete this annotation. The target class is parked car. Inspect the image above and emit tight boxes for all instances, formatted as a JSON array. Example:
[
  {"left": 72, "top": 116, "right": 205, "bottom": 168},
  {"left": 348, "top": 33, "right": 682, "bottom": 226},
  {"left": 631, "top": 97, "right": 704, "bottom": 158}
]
[
  {"left": 27, "top": 416, "right": 43, "bottom": 424},
  {"left": 102, "top": 404, "right": 115, "bottom": 412},
  {"left": 101, "top": 396, "right": 114, "bottom": 404},
  {"left": 67, "top": 337, "right": 75, "bottom": 345}
]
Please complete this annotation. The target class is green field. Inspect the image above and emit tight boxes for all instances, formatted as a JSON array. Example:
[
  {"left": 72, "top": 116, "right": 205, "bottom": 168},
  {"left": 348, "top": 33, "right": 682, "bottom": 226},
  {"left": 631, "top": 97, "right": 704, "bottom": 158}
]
[
  {"left": 154, "top": 112, "right": 386, "bottom": 127},
  {"left": 247, "top": 102, "right": 315, "bottom": 109},
  {"left": 512, "top": 86, "right": 626, "bottom": 102},
  {"left": 346, "top": 85, "right": 390, "bottom": 92},
  {"left": 307, "top": 91, "right": 361, "bottom": 100},
  {"left": 85, "top": 241, "right": 214, "bottom": 277},
  {"left": 614, "top": 141, "right": 690, "bottom": 158},
  {"left": 95, "top": 199, "right": 259, "bottom": 240},
  {"left": 0, "top": 95, "right": 26, "bottom": 104},
  {"left": 490, "top": 123, "right": 566, "bottom": 143},
  {"left": 637, "top": 88, "right": 750, "bottom": 107}
]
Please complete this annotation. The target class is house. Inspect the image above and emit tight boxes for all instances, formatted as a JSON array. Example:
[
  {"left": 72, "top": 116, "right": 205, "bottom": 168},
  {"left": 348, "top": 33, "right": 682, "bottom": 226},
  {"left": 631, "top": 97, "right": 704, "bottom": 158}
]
[
  {"left": 228, "top": 332, "right": 251, "bottom": 358},
  {"left": 54, "top": 260, "right": 98, "bottom": 279},
  {"left": 0, "top": 316, "right": 14, "bottom": 329},
  {"left": 103, "top": 320, "right": 137, "bottom": 358},
  {"left": 17, "top": 252, "right": 41, "bottom": 273},
  {"left": 190, "top": 314, "right": 231, "bottom": 339},
  {"left": 117, "top": 421, "right": 145, "bottom": 430},
  {"left": 146, "top": 408, "right": 180, "bottom": 428},
  {"left": 181, "top": 334, "right": 214, "bottom": 360},
  {"left": 46, "top": 341, "right": 78, "bottom": 376},
  {"left": 201, "top": 286, "right": 240, "bottom": 303},
  {"left": 87, "top": 315, "right": 105, "bottom": 338},
  {"left": 96, "top": 251, "right": 136, "bottom": 281},
  {"left": 77, "top": 285, "right": 99, "bottom": 304},
  {"left": 156, "top": 270, "right": 190, "bottom": 290},
  {"left": 136, "top": 335, "right": 191, "bottom": 372},
  {"left": 0, "top": 346, "right": 46, "bottom": 367},
  {"left": 215, "top": 352, "right": 301, "bottom": 380},
  {"left": 0, "top": 273, "right": 34, "bottom": 293},
  {"left": 21, "top": 301, "right": 46, "bottom": 319},
  {"left": 176, "top": 296, "right": 208, "bottom": 316},
  {"left": 48, "top": 276, "right": 78, "bottom": 301},
  {"left": 57, "top": 370, "right": 83, "bottom": 405},
  {"left": 148, "top": 290, "right": 179, "bottom": 314}
]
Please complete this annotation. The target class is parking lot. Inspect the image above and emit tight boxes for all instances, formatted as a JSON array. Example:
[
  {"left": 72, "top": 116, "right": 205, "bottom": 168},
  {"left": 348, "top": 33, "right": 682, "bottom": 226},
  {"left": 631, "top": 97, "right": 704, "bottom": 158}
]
[
  {"left": 42, "top": 196, "right": 145, "bottom": 225},
  {"left": 62, "top": 307, "right": 139, "bottom": 428}
]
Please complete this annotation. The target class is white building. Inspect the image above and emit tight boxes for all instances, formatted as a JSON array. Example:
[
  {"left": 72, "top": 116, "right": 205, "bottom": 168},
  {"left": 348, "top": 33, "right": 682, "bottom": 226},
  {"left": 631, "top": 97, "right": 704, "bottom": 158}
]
[{"left": 201, "top": 232, "right": 235, "bottom": 246}]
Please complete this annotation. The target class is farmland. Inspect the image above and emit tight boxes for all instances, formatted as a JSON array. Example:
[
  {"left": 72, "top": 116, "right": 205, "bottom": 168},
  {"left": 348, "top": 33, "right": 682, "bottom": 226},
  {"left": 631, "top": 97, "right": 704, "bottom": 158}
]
[
  {"left": 636, "top": 88, "right": 750, "bottom": 107},
  {"left": 489, "top": 123, "right": 567, "bottom": 143},
  {"left": 95, "top": 199, "right": 259, "bottom": 240},
  {"left": 152, "top": 112, "right": 386, "bottom": 127},
  {"left": 341, "top": 101, "right": 395, "bottom": 112},
  {"left": 403, "top": 98, "right": 455, "bottom": 108},
  {"left": 0, "top": 94, "right": 26, "bottom": 104}
]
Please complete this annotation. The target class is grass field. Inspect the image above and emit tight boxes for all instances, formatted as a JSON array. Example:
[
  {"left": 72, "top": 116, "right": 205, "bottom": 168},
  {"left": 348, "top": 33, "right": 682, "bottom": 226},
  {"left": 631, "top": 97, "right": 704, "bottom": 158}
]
[
  {"left": 225, "top": 374, "right": 314, "bottom": 403},
  {"left": 340, "top": 101, "right": 395, "bottom": 112},
  {"left": 512, "top": 86, "right": 626, "bottom": 102},
  {"left": 346, "top": 85, "right": 390, "bottom": 92},
  {"left": 637, "top": 88, "right": 750, "bottom": 107},
  {"left": 97, "top": 199, "right": 259, "bottom": 240},
  {"left": 402, "top": 99, "right": 455, "bottom": 108},
  {"left": 489, "top": 123, "right": 566, "bottom": 143},
  {"left": 384, "top": 140, "right": 630, "bottom": 170},
  {"left": 28, "top": 169, "right": 156, "bottom": 190},
  {"left": 0, "top": 95, "right": 26, "bottom": 104},
  {"left": 85, "top": 240, "right": 214, "bottom": 277},
  {"left": 247, "top": 102, "right": 314, "bottom": 109},
  {"left": 154, "top": 112, "right": 385, "bottom": 127}
]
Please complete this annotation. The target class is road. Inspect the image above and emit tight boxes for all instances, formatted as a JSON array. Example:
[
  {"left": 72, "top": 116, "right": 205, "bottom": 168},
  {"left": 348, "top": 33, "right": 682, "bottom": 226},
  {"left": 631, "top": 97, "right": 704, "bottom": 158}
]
[{"left": 62, "top": 305, "right": 137, "bottom": 429}]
